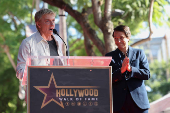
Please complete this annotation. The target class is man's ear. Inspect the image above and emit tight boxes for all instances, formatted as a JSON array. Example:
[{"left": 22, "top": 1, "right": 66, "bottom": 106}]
[
  {"left": 128, "top": 38, "right": 130, "bottom": 42},
  {"left": 36, "top": 22, "right": 41, "bottom": 28}
]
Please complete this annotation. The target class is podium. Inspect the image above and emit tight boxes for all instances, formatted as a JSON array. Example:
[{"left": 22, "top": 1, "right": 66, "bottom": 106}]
[{"left": 22, "top": 56, "right": 112, "bottom": 113}]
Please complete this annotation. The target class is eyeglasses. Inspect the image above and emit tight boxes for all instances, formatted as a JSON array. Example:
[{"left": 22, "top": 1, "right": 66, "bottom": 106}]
[{"left": 114, "top": 36, "right": 126, "bottom": 41}]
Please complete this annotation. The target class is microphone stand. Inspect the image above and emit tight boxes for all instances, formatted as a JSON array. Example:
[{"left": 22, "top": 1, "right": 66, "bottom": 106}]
[{"left": 53, "top": 29, "right": 69, "bottom": 56}]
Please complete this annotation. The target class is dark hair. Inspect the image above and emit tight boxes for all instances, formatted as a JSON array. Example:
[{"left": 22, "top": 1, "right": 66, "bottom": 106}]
[{"left": 113, "top": 25, "right": 131, "bottom": 38}]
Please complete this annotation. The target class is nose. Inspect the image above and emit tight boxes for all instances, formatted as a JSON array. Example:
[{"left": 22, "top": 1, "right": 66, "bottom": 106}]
[{"left": 50, "top": 21, "right": 55, "bottom": 25}]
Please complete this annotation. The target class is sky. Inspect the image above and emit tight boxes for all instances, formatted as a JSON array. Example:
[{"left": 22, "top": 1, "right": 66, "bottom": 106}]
[{"left": 132, "top": 25, "right": 169, "bottom": 39}]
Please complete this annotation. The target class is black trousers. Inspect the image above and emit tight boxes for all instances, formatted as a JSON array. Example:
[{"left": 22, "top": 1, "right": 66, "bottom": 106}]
[{"left": 114, "top": 91, "right": 148, "bottom": 113}]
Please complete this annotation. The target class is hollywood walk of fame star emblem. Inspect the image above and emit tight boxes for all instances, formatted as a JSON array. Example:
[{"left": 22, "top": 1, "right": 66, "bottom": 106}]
[
  {"left": 33, "top": 72, "right": 99, "bottom": 109},
  {"left": 34, "top": 73, "right": 64, "bottom": 109}
]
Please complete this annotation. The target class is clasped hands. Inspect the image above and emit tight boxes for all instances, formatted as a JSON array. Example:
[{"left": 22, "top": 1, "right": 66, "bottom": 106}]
[{"left": 121, "top": 56, "right": 132, "bottom": 74}]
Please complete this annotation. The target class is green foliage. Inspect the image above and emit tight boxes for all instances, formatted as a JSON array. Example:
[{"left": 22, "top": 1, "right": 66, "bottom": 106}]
[
  {"left": 0, "top": 0, "right": 32, "bottom": 112},
  {"left": 68, "top": 36, "right": 87, "bottom": 56},
  {"left": 158, "top": 79, "right": 170, "bottom": 95},
  {"left": 112, "top": 0, "right": 169, "bottom": 35},
  {"left": 0, "top": 68, "right": 26, "bottom": 113},
  {"left": 146, "top": 60, "right": 170, "bottom": 102}
]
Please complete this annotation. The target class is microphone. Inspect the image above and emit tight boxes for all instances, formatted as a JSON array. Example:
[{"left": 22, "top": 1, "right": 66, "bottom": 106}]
[{"left": 53, "top": 29, "right": 68, "bottom": 56}]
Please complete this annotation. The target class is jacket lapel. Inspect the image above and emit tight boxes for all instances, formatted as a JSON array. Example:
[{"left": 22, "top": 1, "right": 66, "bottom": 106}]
[{"left": 128, "top": 46, "right": 135, "bottom": 64}]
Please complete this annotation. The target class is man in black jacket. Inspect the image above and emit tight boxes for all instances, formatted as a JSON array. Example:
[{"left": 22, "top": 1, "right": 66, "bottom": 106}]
[{"left": 105, "top": 25, "right": 150, "bottom": 113}]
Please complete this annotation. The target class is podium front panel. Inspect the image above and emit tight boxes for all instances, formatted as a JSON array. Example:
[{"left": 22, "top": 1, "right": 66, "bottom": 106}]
[{"left": 27, "top": 66, "right": 112, "bottom": 113}]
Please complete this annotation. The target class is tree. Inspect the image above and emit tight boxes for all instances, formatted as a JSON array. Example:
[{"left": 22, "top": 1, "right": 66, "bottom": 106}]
[{"left": 42, "top": 0, "right": 169, "bottom": 56}]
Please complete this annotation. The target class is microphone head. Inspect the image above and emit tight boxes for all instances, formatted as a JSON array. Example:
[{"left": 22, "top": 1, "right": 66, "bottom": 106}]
[{"left": 53, "top": 29, "right": 58, "bottom": 34}]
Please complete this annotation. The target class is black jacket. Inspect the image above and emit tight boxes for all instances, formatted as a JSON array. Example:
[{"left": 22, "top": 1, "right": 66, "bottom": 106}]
[{"left": 105, "top": 46, "right": 150, "bottom": 111}]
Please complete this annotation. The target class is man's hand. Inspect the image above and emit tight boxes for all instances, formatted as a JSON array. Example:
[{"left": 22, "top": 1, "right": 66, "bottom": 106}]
[
  {"left": 127, "top": 63, "right": 132, "bottom": 72},
  {"left": 121, "top": 56, "right": 129, "bottom": 73},
  {"left": 121, "top": 56, "right": 132, "bottom": 73}
]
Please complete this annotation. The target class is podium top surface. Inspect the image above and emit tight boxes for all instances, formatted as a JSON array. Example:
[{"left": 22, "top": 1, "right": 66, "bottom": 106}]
[
  {"left": 26, "top": 56, "right": 112, "bottom": 66},
  {"left": 21, "top": 56, "right": 112, "bottom": 85}
]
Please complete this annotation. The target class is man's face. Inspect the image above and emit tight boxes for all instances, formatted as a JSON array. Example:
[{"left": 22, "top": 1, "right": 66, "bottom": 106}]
[
  {"left": 113, "top": 31, "right": 129, "bottom": 50},
  {"left": 37, "top": 14, "right": 55, "bottom": 36}
]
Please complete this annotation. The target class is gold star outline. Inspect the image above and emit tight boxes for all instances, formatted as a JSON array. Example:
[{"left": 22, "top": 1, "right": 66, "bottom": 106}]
[{"left": 34, "top": 73, "right": 64, "bottom": 109}]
